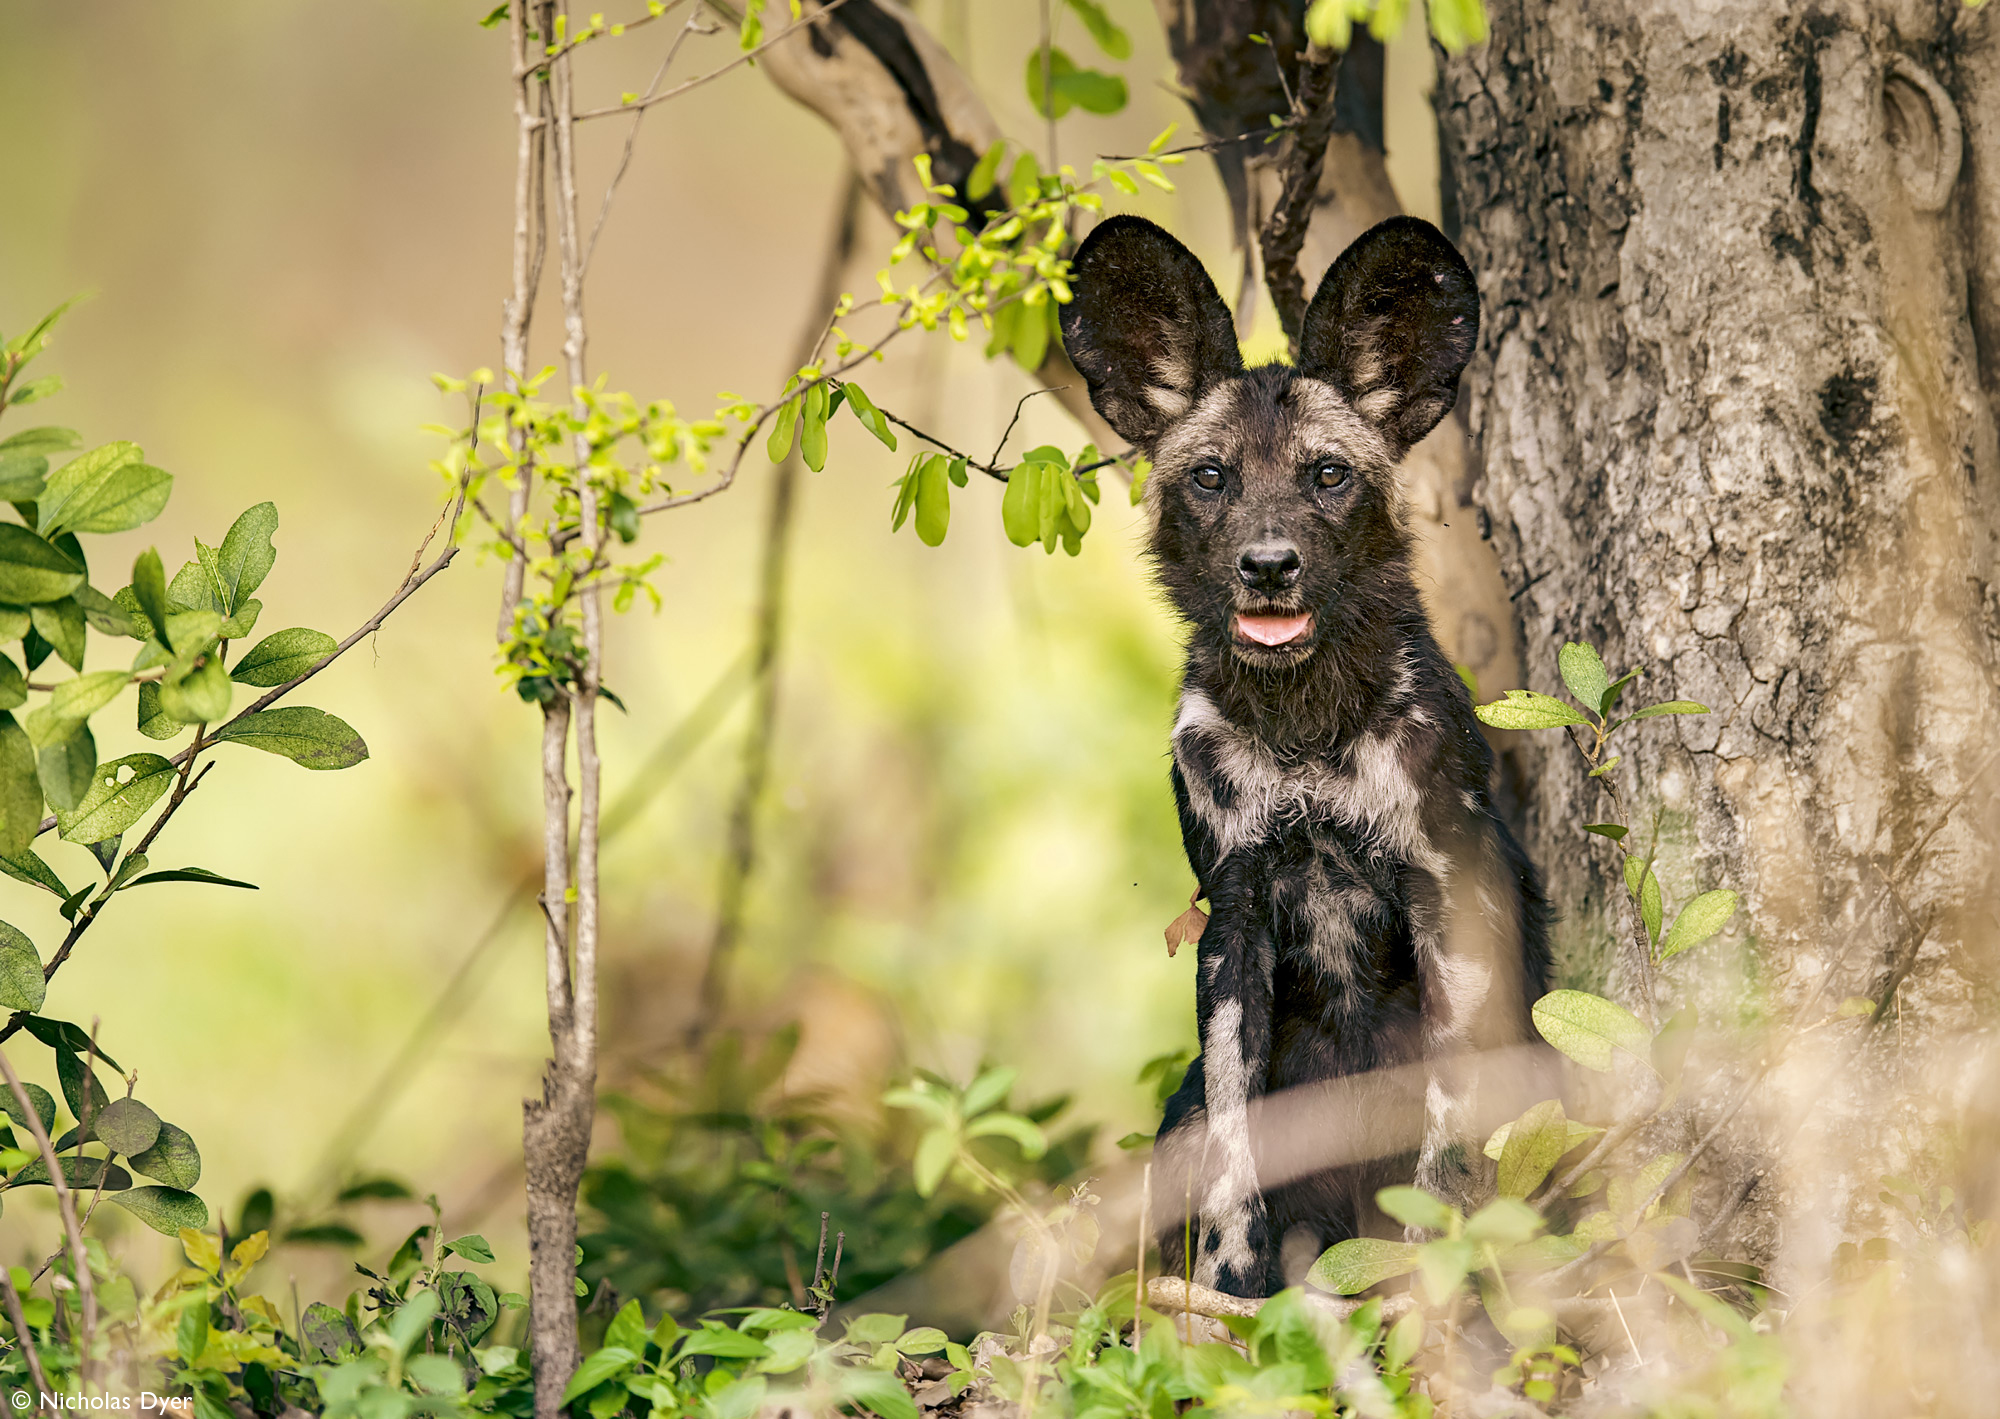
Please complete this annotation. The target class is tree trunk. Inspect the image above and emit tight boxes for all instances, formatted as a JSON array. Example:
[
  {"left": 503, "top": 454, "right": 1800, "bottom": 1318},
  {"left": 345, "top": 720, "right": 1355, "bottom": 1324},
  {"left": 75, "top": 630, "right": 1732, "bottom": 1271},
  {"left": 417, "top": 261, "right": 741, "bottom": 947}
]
[{"left": 1436, "top": 0, "right": 2000, "bottom": 1271}]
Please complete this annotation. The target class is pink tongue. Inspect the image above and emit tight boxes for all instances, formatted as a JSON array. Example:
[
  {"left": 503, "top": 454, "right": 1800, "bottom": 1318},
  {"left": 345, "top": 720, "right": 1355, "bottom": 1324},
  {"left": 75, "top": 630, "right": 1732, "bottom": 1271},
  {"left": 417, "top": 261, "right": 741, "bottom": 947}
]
[{"left": 1236, "top": 613, "right": 1312, "bottom": 646}]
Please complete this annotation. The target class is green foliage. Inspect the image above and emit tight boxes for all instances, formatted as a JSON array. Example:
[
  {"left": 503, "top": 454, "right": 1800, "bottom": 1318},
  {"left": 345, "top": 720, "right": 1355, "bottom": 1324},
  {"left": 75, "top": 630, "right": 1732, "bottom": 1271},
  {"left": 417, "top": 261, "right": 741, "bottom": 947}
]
[
  {"left": 1304, "top": 0, "right": 1488, "bottom": 51},
  {"left": 579, "top": 1030, "right": 1093, "bottom": 1320}
]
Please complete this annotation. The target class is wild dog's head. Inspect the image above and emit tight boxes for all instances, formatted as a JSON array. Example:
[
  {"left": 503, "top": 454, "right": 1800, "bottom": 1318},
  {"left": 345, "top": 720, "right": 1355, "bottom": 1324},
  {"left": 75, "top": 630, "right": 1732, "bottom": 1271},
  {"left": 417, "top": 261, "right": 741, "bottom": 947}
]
[{"left": 1059, "top": 215, "right": 1478, "bottom": 669}]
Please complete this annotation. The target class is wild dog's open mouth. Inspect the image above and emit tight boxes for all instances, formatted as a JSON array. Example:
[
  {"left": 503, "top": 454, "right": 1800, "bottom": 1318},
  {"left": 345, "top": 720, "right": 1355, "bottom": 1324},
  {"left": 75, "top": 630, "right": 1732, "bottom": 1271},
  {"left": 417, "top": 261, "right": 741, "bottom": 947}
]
[{"left": 1234, "top": 612, "right": 1314, "bottom": 647}]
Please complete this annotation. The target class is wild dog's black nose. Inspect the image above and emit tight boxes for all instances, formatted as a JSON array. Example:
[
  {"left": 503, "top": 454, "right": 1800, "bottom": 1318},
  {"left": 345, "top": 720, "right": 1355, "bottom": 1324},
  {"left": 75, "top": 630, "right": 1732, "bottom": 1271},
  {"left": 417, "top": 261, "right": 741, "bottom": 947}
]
[{"left": 1238, "top": 542, "right": 1302, "bottom": 591}]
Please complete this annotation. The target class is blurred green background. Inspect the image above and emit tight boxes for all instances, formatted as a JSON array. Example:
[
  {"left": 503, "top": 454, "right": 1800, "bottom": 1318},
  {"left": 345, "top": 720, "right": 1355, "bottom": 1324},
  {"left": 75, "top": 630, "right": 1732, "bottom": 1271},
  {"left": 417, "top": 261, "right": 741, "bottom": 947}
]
[{"left": 0, "top": 0, "right": 1441, "bottom": 1299}]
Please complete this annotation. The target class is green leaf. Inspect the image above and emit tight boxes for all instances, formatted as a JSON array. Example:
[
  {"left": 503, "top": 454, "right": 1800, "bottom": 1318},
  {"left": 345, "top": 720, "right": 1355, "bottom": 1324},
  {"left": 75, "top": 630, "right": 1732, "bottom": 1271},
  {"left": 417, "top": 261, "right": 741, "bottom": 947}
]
[
  {"left": 29, "top": 670, "right": 128, "bottom": 747},
  {"left": 896, "top": 1326, "right": 948, "bottom": 1355},
  {"left": 0, "top": 524, "right": 84, "bottom": 605},
  {"left": 164, "top": 609, "right": 223, "bottom": 657},
  {"left": 40, "top": 448, "right": 172, "bottom": 539},
  {"left": 964, "top": 1111, "right": 1047, "bottom": 1157},
  {"left": 123, "top": 866, "right": 257, "bottom": 892},
  {"left": 37, "top": 724, "right": 95, "bottom": 814},
  {"left": 73, "top": 584, "right": 134, "bottom": 638},
  {"left": 914, "top": 455, "right": 950, "bottom": 546},
  {"left": 130, "top": 549, "right": 169, "bottom": 639},
  {"left": 1376, "top": 1186, "right": 1454, "bottom": 1233},
  {"left": 1464, "top": 1197, "right": 1542, "bottom": 1246},
  {"left": 444, "top": 1233, "right": 496, "bottom": 1264},
  {"left": 767, "top": 391, "right": 800, "bottom": 464},
  {"left": 214, "top": 503, "right": 278, "bottom": 612},
  {"left": 1011, "top": 298, "right": 1051, "bottom": 372},
  {"left": 0, "top": 606, "right": 26, "bottom": 642},
  {"left": 129, "top": 1122, "right": 201, "bottom": 1188},
  {"left": 1557, "top": 642, "right": 1608, "bottom": 713},
  {"left": 214, "top": 707, "right": 367, "bottom": 770},
  {"left": 1426, "top": 0, "right": 1489, "bottom": 51},
  {"left": 1473, "top": 689, "right": 1590, "bottom": 731},
  {"left": 960, "top": 1066, "right": 1016, "bottom": 1117},
  {"left": 1417, "top": 1237, "right": 1475, "bottom": 1305},
  {"left": 1001, "top": 462, "right": 1040, "bottom": 547},
  {"left": 95, "top": 1098, "right": 161, "bottom": 1157},
  {"left": 219, "top": 597, "right": 261, "bottom": 642},
  {"left": 1307, "top": 1238, "right": 1420, "bottom": 1295},
  {"left": 1589, "top": 755, "right": 1621, "bottom": 777},
  {"left": 838, "top": 1368, "right": 919, "bottom": 1419},
  {"left": 1383, "top": 1308, "right": 1424, "bottom": 1369},
  {"left": 158, "top": 653, "right": 229, "bottom": 724},
  {"left": 30, "top": 599, "right": 84, "bottom": 672},
  {"left": 1626, "top": 700, "right": 1710, "bottom": 721},
  {"left": 967, "top": 141, "right": 1006, "bottom": 200},
  {"left": 0, "top": 850, "right": 63, "bottom": 898},
  {"left": 387, "top": 1289, "right": 440, "bottom": 1359},
  {"left": 1063, "top": 0, "right": 1130, "bottom": 57},
  {"left": 166, "top": 557, "right": 224, "bottom": 617},
  {"left": 8, "top": 377, "right": 62, "bottom": 407},
  {"left": 840, "top": 382, "right": 898, "bottom": 451},
  {"left": 0, "top": 1081, "right": 54, "bottom": 1135},
  {"left": 889, "top": 460, "right": 919, "bottom": 533},
  {"left": 676, "top": 1326, "right": 771, "bottom": 1360},
  {"left": 0, "top": 716, "right": 37, "bottom": 858},
  {"left": 0, "top": 921, "right": 44, "bottom": 1012},
  {"left": 21, "top": 1016, "right": 119, "bottom": 1069},
  {"left": 1495, "top": 1099, "right": 1568, "bottom": 1199},
  {"left": 0, "top": 428, "right": 80, "bottom": 457},
  {"left": 1641, "top": 866, "right": 1663, "bottom": 945},
  {"left": 12, "top": 1155, "right": 129, "bottom": 1190},
  {"left": 1601, "top": 666, "right": 1643, "bottom": 714},
  {"left": 1025, "top": 48, "right": 1126, "bottom": 118},
  {"left": 603, "top": 1297, "right": 646, "bottom": 1354},
  {"left": 0, "top": 454, "right": 46, "bottom": 504},
  {"left": 55, "top": 752, "right": 172, "bottom": 845},
  {"left": 177, "top": 1294, "right": 211, "bottom": 1365},
  {"left": 135, "top": 683, "right": 182, "bottom": 740},
  {"left": 912, "top": 1126, "right": 953, "bottom": 1197},
  {"left": 0, "top": 655, "right": 22, "bottom": 712},
  {"left": 1583, "top": 823, "right": 1627, "bottom": 841},
  {"left": 800, "top": 382, "right": 829, "bottom": 473},
  {"left": 1659, "top": 889, "right": 1738, "bottom": 961},
  {"left": 1531, "top": 989, "right": 1654, "bottom": 1073}
]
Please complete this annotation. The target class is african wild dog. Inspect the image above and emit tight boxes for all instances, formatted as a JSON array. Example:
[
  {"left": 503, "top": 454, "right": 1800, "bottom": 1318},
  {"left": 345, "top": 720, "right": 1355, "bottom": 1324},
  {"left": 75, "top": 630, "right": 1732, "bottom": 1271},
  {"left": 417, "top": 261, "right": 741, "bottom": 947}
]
[{"left": 1058, "top": 215, "right": 1550, "bottom": 1298}]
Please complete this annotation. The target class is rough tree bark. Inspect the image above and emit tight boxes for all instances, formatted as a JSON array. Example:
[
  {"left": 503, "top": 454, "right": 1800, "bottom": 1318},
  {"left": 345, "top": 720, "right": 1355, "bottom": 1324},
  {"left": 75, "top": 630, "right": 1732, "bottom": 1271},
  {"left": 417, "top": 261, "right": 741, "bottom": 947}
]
[{"left": 1436, "top": 0, "right": 2000, "bottom": 1272}]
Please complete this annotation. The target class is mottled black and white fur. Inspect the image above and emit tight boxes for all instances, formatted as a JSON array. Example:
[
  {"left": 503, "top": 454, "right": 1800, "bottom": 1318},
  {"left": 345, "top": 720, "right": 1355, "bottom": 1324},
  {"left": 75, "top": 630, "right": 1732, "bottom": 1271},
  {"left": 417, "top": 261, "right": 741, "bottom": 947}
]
[{"left": 1059, "top": 215, "right": 1550, "bottom": 1298}]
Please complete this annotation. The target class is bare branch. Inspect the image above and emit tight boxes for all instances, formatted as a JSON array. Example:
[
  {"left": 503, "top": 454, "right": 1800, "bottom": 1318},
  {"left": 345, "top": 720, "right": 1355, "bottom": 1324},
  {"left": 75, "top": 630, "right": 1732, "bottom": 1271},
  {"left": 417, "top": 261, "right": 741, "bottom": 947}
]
[
  {"left": 1256, "top": 41, "right": 1345, "bottom": 346},
  {"left": 581, "top": 6, "right": 713, "bottom": 277},
  {"left": 572, "top": 0, "right": 859, "bottom": 120}
]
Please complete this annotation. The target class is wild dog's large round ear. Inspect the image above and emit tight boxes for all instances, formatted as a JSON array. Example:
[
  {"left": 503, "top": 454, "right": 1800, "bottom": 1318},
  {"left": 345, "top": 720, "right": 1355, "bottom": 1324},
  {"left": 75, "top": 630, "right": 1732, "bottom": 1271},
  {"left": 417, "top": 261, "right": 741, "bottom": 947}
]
[
  {"left": 1298, "top": 216, "right": 1479, "bottom": 455},
  {"left": 1058, "top": 216, "right": 1244, "bottom": 448}
]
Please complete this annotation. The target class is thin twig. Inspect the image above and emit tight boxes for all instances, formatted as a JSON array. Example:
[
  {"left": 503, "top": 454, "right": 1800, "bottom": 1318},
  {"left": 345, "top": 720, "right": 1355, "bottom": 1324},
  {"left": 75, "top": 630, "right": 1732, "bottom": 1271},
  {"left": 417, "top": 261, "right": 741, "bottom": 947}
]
[
  {"left": 989, "top": 386, "right": 1064, "bottom": 469},
  {"left": 0, "top": 1267, "right": 52, "bottom": 1407},
  {"left": 581, "top": 5, "right": 710, "bottom": 277},
  {"left": 0, "top": 1049, "right": 93, "bottom": 1390},
  {"left": 517, "top": 0, "right": 691, "bottom": 76},
  {"left": 573, "top": 0, "right": 860, "bottom": 121}
]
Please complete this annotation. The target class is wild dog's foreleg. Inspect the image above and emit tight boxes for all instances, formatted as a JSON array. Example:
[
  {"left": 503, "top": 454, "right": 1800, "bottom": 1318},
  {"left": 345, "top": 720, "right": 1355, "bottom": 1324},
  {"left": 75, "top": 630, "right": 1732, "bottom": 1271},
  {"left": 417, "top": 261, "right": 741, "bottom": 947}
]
[
  {"left": 1409, "top": 821, "right": 1528, "bottom": 1218},
  {"left": 1152, "top": 1055, "right": 1205, "bottom": 1282},
  {"left": 1188, "top": 863, "right": 1277, "bottom": 1295}
]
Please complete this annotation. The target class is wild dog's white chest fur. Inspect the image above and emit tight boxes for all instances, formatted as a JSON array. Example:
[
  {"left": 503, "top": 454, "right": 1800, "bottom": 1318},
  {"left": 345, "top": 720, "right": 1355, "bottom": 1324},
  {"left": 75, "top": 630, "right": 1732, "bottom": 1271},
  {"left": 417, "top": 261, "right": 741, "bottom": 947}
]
[{"left": 1172, "top": 687, "right": 1446, "bottom": 878}]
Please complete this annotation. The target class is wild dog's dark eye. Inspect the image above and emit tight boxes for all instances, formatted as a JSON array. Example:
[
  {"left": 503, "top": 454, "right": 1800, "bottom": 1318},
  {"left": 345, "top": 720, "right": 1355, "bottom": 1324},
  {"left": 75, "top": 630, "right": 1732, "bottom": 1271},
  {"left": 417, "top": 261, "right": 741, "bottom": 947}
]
[
  {"left": 1190, "top": 465, "right": 1226, "bottom": 493},
  {"left": 1314, "top": 460, "right": 1354, "bottom": 490}
]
